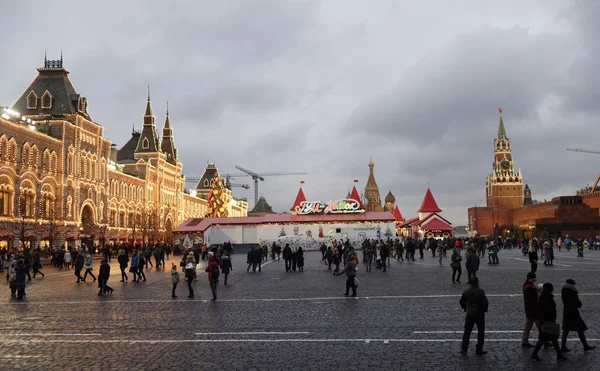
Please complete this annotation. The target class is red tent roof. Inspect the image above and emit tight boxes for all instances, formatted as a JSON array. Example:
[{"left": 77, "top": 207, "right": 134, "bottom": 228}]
[
  {"left": 392, "top": 205, "right": 404, "bottom": 221},
  {"left": 290, "top": 187, "right": 307, "bottom": 212},
  {"left": 418, "top": 188, "right": 442, "bottom": 213},
  {"left": 420, "top": 217, "right": 454, "bottom": 231},
  {"left": 349, "top": 186, "right": 365, "bottom": 210}
]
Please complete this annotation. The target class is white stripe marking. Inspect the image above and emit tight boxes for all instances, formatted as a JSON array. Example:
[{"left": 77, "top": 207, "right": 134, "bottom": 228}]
[
  {"left": 195, "top": 332, "right": 309, "bottom": 335},
  {"left": 2, "top": 293, "right": 600, "bottom": 305},
  {"left": 261, "top": 259, "right": 276, "bottom": 268},
  {"left": 7, "top": 333, "right": 102, "bottom": 337},
  {"left": 0, "top": 338, "right": 597, "bottom": 344},
  {"left": 414, "top": 331, "right": 522, "bottom": 334}
]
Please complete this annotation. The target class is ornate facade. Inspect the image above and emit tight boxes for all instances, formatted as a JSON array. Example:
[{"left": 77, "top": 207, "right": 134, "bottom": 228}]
[
  {"left": 364, "top": 160, "right": 384, "bottom": 212},
  {"left": 0, "top": 57, "right": 246, "bottom": 249}
]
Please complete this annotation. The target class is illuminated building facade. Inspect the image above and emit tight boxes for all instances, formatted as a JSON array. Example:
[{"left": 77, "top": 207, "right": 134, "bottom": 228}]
[{"left": 0, "top": 57, "right": 246, "bottom": 249}]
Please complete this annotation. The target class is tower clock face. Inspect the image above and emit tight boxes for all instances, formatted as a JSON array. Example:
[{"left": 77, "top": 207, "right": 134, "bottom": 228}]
[{"left": 501, "top": 160, "right": 510, "bottom": 170}]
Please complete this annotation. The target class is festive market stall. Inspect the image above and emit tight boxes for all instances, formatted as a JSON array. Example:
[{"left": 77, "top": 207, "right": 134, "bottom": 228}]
[{"left": 174, "top": 184, "right": 396, "bottom": 249}]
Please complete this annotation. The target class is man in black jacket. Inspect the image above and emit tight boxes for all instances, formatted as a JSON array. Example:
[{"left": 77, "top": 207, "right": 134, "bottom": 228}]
[
  {"left": 117, "top": 250, "right": 129, "bottom": 282},
  {"left": 521, "top": 272, "right": 540, "bottom": 348},
  {"left": 465, "top": 249, "right": 480, "bottom": 282},
  {"left": 282, "top": 244, "right": 292, "bottom": 272},
  {"left": 460, "top": 277, "right": 489, "bottom": 355}
]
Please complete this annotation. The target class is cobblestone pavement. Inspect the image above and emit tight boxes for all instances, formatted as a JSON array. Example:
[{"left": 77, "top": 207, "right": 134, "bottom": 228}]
[{"left": 1, "top": 249, "right": 600, "bottom": 370}]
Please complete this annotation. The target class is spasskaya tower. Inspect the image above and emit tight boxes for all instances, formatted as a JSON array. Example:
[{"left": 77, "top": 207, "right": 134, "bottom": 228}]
[{"left": 485, "top": 108, "right": 523, "bottom": 209}]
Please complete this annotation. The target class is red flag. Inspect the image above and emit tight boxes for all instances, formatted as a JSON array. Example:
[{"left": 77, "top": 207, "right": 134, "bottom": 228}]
[
  {"left": 353, "top": 179, "right": 358, "bottom": 183},
  {"left": 300, "top": 181, "right": 305, "bottom": 184}
]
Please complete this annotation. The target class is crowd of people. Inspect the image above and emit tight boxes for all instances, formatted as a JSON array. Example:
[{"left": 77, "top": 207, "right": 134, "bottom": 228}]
[{"left": 2, "top": 233, "right": 598, "bottom": 365}]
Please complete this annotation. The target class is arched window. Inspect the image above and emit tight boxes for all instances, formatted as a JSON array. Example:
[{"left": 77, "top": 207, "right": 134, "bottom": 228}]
[
  {"left": 27, "top": 91, "right": 38, "bottom": 109},
  {"left": 0, "top": 178, "right": 13, "bottom": 216},
  {"left": 21, "top": 143, "right": 30, "bottom": 166},
  {"left": 141, "top": 137, "right": 149, "bottom": 150},
  {"left": 19, "top": 186, "right": 36, "bottom": 218},
  {"left": 41, "top": 90, "right": 52, "bottom": 109}
]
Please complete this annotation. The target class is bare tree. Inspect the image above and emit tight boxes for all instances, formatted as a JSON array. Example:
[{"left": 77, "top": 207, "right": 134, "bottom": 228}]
[
  {"left": 1, "top": 215, "right": 38, "bottom": 250},
  {"left": 43, "top": 199, "right": 62, "bottom": 250}
]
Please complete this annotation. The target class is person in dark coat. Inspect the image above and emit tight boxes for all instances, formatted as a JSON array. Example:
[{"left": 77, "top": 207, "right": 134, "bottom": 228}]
[
  {"left": 451, "top": 248, "right": 462, "bottom": 284},
  {"left": 460, "top": 277, "right": 488, "bottom": 356},
  {"left": 297, "top": 247, "right": 304, "bottom": 271},
  {"left": 531, "top": 283, "right": 566, "bottom": 362},
  {"left": 15, "top": 259, "right": 27, "bottom": 300},
  {"left": 465, "top": 248, "right": 480, "bottom": 282},
  {"left": 117, "top": 250, "right": 129, "bottom": 282},
  {"left": 282, "top": 244, "right": 292, "bottom": 272},
  {"left": 246, "top": 247, "right": 254, "bottom": 272},
  {"left": 522, "top": 272, "right": 540, "bottom": 347},
  {"left": 73, "top": 252, "right": 84, "bottom": 283},
  {"left": 221, "top": 253, "right": 233, "bottom": 285},
  {"left": 98, "top": 259, "right": 113, "bottom": 296},
  {"left": 561, "top": 279, "right": 596, "bottom": 352}
]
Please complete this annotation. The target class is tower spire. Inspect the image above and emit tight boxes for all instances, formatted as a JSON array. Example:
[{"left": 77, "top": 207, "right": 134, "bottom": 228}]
[
  {"left": 497, "top": 107, "right": 507, "bottom": 140},
  {"left": 161, "top": 102, "right": 177, "bottom": 163},
  {"left": 145, "top": 85, "right": 153, "bottom": 116}
]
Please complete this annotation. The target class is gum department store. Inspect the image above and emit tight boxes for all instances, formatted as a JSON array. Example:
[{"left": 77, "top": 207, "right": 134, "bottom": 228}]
[{"left": 0, "top": 57, "right": 247, "bottom": 250}]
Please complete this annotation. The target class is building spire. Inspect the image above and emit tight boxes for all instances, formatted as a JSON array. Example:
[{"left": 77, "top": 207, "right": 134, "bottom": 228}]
[
  {"left": 497, "top": 107, "right": 507, "bottom": 140},
  {"left": 161, "top": 103, "right": 177, "bottom": 163},
  {"left": 145, "top": 85, "right": 153, "bottom": 116}
]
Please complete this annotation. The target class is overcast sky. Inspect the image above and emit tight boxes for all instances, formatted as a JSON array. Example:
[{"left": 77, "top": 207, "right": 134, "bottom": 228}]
[{"left": 1, "top": 0, "right": 598, "bottom": 225}]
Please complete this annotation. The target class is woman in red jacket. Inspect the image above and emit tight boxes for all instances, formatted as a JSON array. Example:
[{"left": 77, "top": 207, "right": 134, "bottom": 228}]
[{"left": 205, "top": 257, "right": 219, "bottom": 301}]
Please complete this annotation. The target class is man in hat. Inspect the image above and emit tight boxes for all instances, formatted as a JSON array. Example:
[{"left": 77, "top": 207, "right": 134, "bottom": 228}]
[
  {"left": 522, "top": 272, "right": 541, "bottom": 347},
  {"left": 460, "top": 277, "right": 489, "bottom": 355},
  {"left": 561, "top": 279, "right": 596, "bottom": 352}
]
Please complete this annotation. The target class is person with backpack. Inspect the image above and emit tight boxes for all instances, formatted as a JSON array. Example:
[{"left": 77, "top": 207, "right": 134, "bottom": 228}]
[{"left": 205, "top": 257, "right": 220, "bottom": 301}]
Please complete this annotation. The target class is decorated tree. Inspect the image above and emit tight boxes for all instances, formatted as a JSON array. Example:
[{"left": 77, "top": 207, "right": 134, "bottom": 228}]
[
  {"left": 206, "top": 176, "right": 229, "bottom": 218},
  {"left": 279, "top": 227, "right": 286, "bottom": 237},
  {"left": 384, "top": 226, "right": 393, "bottom": 238}
]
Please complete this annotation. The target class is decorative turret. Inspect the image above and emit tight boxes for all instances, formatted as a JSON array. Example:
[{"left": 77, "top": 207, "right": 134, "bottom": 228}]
[
  {"left": 523, "top": 184, "right": 533, "bottom": 205},
  {"left": 392, "top": 205, "right": 404, "bottom": 222},
  {"left": 364, "top": 159, "right": 383, "bottom": 212},
  {"left": 290, "top": 181, "right": 307, "bottom": 212},
  {"left": 418, "top": 188, "right": 442, "bottom": 220},
  {"left": 135, "top": 87, "right": 161, "bottom": 154},
  {"left": 349, "top": 180, "right": 365, "bottom": 210},
  {"left": 160, "top": 102, "right": 178, "bottom": 164}
]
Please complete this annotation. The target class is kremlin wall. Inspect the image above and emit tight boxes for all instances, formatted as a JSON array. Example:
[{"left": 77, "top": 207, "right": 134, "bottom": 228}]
[{"left": 468, "top": 110, "right": 600, "bottom": 239}]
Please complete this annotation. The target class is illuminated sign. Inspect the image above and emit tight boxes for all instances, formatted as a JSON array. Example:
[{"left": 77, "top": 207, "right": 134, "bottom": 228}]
[{"left": 295, "top": 199, "right": 365, "bottom": 215}]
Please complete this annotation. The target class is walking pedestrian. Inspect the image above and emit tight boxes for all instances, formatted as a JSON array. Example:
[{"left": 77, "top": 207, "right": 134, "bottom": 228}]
[
  {"left": 130, "top": 250, "right": 139, "bottom": 282},
  {"left": 221, "top": 252, "right": 232, "bottom": 285},
  {"left": 8, "top": 260, "right": 17, "bottom": 298},
  {"left": 138, "top": 253, "right": 147, "bottom": 281},
  {"left": 460, "top": 277, "right": 488, "bottom": 355},
  {"left": 521, "top": 272, "right": 540, "bottom": 348},
  {"left": 560, "top": 279, "right": 596, "bottom": 352},
  {"left": 118, "top": 250, "right": 129, "bottom": 282},
  {"left": 184, "top": 256, "right": 195, "bottom": 298},
  {"left": 74, "top": 252, "right": 84, "bottom": 283},
  {"left": 32, "top": 253, "right": 45, "bottom": 279},
  {"left": 529, "top": 240, "right": 539, "bottom": 273},
  {"left": 83, "top": 254, "right": 96, "bottom": 282},
  {"left": 465, "top": 248, "right": 480, "bottom": 282},
  {"left": 171, "top": 263, "right": 179, "bottom": 298},
  {"left": 531, "top": 283, "right": 566, "bottom": 362},
  {"left": 206, "top": 257, "right": 219, "bottom": 301},
  {"left": 98, "top": 259, "right": 113, "bottom": 295},
  {"left": 451, "top": 248, "right": 462, "bottom": 284},
  {"left": 335, "top": 252, "right": 358, "bottom": 297},
  {"left": 15, "top": 259, "right": 27, "bottom": 300}
]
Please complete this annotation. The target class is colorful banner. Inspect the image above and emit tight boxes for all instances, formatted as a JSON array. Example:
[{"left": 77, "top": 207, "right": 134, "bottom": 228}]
[{"left": 295, "top": 199, "right": 365, "bottom": 215}]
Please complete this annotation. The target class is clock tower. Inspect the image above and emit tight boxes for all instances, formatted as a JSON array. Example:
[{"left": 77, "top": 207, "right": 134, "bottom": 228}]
[{"left": 485, "top": 108, "right": 523, "bottom": 209}]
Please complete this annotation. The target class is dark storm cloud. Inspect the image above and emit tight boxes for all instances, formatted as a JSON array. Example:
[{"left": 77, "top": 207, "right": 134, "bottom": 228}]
[{"left": 1, "top": 0, "right": 599, "bottom": 224}]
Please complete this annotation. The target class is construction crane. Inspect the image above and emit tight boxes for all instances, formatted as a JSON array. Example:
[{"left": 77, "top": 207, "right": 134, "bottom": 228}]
[
  {"left": 184, "top": 177, "right": 250, "bottom": 190},
  {"left": 234, "top": 165, "right": 307, "bottom": 206},
  {"left": 567, "top": 148, "right": 600, "bottom": 193}
]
